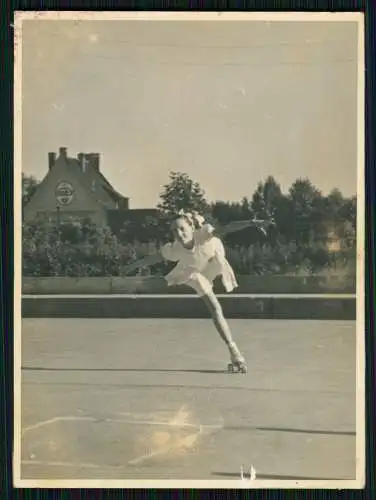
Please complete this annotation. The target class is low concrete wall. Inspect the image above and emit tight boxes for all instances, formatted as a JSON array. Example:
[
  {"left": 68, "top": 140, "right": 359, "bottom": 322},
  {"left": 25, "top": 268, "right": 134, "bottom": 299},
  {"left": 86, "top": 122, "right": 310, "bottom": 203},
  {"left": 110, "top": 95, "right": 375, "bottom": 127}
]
[
  {"left": 22, "top": 275, "right": 356, "bottom": 295},
  {"left": 22, "top": 294, "right": 356, "bottom": 320}
]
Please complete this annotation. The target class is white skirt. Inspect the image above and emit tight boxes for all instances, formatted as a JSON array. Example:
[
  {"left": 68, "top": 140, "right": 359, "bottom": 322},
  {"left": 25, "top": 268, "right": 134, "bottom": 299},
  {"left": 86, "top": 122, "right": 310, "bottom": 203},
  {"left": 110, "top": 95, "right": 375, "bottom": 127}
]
[{"left": 165, "top": 255, "right": 238, "bottom": 297}]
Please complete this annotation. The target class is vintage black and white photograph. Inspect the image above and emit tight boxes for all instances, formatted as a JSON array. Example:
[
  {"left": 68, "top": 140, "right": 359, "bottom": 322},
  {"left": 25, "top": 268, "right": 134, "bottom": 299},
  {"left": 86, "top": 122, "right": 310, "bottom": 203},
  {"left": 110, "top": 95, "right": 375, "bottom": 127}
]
[{"left": 14, "top": 12, "right": 364, "bottom": 488}]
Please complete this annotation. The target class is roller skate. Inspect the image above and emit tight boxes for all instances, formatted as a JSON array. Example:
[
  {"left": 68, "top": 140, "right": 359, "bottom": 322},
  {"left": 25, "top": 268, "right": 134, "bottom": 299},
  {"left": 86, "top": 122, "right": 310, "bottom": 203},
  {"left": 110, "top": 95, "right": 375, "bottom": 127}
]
[{"left": 227, "top": 343, "right": 247, "bottom": 374}]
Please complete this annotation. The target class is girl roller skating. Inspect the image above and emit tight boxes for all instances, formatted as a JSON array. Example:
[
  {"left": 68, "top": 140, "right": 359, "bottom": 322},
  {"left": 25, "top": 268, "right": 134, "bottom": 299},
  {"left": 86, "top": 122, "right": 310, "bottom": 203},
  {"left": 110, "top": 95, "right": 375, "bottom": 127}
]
[{"left": 123, "top": 211, "right": 273, "bottom": 374}]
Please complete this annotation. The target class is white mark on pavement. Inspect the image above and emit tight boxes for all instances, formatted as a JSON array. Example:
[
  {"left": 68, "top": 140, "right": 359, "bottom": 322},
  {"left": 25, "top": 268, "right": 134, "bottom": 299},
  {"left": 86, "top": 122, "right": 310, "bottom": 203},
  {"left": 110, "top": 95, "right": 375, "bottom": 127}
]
[
  {"left": 22, "top": 416, "right": 97, "bottom": 435},
  {"left": 22, "top": 415, "right": 223, "bottom": 436},
  {"left": 22, "top": 417, "right": 95, "bottom": 435},
  {"left": 127, "top": 406, "right": 224, "bottom": 466},
  {"left": 52, "top": 103, "right": 64, "bottom": 111},
  {"left": 22, "top": 460, "right": 118, "bottom": 469},
  {"left": 22, "top": 408, "right": 225, "bottom": 469},
  {"left": 128, "top": 426, "right": 203, "bottom": 465}
]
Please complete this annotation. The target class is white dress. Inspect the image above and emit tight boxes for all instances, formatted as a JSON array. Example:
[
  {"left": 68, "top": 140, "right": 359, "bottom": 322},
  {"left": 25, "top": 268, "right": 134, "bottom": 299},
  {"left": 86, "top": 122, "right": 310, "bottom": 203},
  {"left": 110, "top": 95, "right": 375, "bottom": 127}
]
[{"left": 160, "top": 224, "right": 238, "bottom": 296}]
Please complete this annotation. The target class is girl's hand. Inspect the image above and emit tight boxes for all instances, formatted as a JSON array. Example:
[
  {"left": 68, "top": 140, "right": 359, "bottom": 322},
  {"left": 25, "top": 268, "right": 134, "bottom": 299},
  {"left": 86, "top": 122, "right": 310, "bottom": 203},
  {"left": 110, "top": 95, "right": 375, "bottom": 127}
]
[
  {"left": 218, "top": 218, "right": 276, "bottom": 237},
  {"left": 251, "top": 217, "right": 276, "bottom": 236}
]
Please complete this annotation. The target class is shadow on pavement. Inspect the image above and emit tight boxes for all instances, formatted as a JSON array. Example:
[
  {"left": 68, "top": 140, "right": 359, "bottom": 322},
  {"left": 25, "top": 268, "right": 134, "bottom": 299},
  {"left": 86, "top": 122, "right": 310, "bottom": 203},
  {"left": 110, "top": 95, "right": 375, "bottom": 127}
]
[
  {"left": 212, "top": 471, "right": 352, "bottom": 480},
  {"left": 223, "top": 425, "right": 355, "bottom": 436},
  {"left": 22, "top": 366, "right": 228, "bottom": 375}
]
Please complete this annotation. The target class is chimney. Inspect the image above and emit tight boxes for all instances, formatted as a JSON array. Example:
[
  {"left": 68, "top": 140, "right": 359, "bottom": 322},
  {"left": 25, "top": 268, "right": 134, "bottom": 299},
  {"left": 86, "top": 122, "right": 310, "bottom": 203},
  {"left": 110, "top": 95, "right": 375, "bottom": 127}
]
[
  {"left": 48, "top": 152, "right": 56, "bottom": 171},
  {"left": 59, "top": 147, "right": 68, "bottom": 158},
  {"left": 120, "top": 198, "right": 129, "bottom": 210},
  {"left": 92, "top": 153, "right": 100, "bottom": 172},
  {"left": 77, "top": 153, "right": 85, "bottom": 172},
  {"left": 86, "top": 152, "right": 100, "bottom": 172}
]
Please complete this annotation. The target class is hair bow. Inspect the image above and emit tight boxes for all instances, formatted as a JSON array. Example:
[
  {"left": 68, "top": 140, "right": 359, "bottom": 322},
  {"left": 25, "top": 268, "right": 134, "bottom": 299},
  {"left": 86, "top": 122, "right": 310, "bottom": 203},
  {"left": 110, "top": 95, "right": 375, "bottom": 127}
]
[
  {"left": 178, "top": 210, "right": 205, "bottom": 228},
  {"left": 191, "top": 211, "right": 205, "bottom": 228}
]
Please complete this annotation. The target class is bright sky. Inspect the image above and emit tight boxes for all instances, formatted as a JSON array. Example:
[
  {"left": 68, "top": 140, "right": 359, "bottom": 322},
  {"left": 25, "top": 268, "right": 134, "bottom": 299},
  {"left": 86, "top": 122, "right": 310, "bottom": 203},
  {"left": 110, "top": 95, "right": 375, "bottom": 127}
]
[{"left": 21, "top": 18, "right": 359, "bottom": 208}]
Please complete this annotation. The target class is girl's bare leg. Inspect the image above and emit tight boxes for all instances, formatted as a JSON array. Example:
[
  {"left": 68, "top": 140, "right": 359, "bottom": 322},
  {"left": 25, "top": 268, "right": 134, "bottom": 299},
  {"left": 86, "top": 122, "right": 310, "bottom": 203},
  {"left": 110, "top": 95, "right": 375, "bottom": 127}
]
[{"left": 201, "top": 291, "right": 244, "bottom": 361}]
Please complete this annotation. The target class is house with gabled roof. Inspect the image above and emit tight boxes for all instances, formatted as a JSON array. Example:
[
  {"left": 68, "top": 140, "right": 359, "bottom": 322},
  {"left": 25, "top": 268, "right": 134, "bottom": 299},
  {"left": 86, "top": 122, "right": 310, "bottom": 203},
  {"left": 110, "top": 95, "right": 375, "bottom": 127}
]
[{"left": 23, "top": 147, "right": 157, "bottom": 235}]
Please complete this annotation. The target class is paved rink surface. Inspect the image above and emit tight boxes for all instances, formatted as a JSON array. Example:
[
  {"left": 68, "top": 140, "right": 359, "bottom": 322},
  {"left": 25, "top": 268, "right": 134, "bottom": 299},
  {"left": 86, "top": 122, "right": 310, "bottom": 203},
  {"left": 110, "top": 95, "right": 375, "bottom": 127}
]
[{"left": 20, "top": 319, "right": 356, "bottom": 482}]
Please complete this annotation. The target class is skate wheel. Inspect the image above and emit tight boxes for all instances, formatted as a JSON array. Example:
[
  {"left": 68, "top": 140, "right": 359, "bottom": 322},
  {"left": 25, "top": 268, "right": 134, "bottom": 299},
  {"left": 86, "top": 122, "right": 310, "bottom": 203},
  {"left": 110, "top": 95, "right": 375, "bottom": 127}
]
[
  {"left": 231, "top": 362, "right": 247, "bottom": 374},
  {"left": 228, "top": 363, "right": 235, "bottom": 373}
]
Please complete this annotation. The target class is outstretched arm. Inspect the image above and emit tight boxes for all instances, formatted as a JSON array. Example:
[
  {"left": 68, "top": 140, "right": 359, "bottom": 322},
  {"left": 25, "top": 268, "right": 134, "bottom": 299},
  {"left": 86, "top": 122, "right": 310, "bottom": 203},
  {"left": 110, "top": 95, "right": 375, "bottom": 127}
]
[
  {"left": 216, "top": 218, "right": 275, "bottom": 238},
  {"left": 123, "top": 251, "right": 164, "bottom": 276}
]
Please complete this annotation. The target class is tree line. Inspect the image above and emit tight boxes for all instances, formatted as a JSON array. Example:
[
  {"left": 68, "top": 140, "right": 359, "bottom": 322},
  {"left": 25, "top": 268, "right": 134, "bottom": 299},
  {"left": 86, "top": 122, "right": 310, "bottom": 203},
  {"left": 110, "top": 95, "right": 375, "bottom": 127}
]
[{"left": 22, "top": 172, "right": 356, "bottom": 277}]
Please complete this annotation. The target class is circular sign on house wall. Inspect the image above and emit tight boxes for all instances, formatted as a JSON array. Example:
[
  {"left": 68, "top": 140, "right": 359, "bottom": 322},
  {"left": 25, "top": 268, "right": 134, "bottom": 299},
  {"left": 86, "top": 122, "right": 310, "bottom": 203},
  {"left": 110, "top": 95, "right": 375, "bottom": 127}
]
[{"left": 55, "top": 181, "right": 75, "bottom": 205}]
